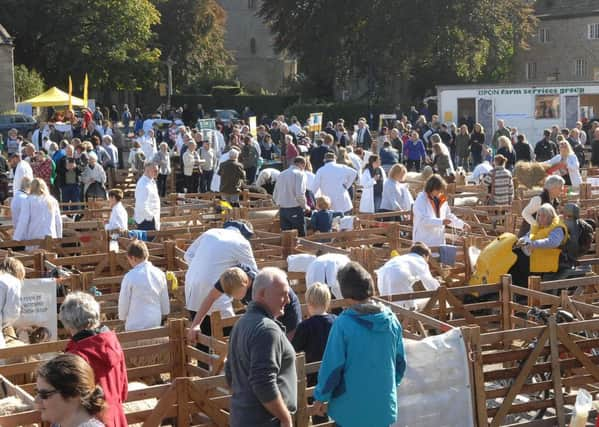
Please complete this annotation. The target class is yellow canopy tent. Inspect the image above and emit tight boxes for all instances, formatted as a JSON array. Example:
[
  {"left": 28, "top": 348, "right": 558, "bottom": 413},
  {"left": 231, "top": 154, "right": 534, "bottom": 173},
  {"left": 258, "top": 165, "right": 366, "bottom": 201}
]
[{"left": 22, "top": 86, "right": 85, "bottom": 107}]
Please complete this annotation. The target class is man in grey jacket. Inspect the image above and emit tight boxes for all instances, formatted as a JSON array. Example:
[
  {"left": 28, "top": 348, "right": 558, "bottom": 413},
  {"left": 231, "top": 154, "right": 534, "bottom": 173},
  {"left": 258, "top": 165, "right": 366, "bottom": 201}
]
[{"left": 225, "top": 267, "right": 297, "bottom": 427}]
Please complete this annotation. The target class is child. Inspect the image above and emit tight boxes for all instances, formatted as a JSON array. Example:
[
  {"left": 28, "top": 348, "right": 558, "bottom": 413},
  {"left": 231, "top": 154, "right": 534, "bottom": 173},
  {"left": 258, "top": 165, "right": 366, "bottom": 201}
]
[
  {"left": 292, "top": 282, "right": 336, "bottom": 425},
  {"left": 310, "top": 195, "right": 344, "bottom": 233},
  {"left": 105, "top": 189, "right": 128, "bottom": 232}
]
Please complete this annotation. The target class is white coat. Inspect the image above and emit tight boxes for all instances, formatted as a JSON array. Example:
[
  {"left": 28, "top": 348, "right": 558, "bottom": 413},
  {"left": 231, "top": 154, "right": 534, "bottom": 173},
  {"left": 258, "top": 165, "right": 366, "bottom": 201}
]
[
  {"left": 140, "top": 136, "right": 157, "bottom": 160},
  {"left": 210, "top": 151, "right": 231, "bottom": 192},
  {"left": 13, "top": 194, "right": 62, "bottom": 242},
  {"left": 11, "top": 190, "right": 28, "bottom": 239},
  {"left": 311, "top": 161, "right": 357, "bottom": 213},
  {"left": 359, "top": 168, "right": 386, "bottom": 213},
  {"left": 543, "top": 153, "right": 582, "bottom": 188},
  {"left": 0, "top": 273, "right": 21, "bottom": 348},
  {"left": 305, "top": 253, "right": 351, "bottom": 299},
  {"left": 13, "top": 161, "right": 33, "bottom": 196},
  {"left": 412, "top": 191, "right": 464, "bottom": 247},
  {"left": 105, "top": 202, "right": 129, "bottom": 231},
  {"left": 376, "top": 253, "right": 440, "bottom": 310},
  {"left": 80, "top": 164, "right": 107, "bottom": 194},
  {"left": 184, "top": 228, "right": 257, "bottom": 315}
]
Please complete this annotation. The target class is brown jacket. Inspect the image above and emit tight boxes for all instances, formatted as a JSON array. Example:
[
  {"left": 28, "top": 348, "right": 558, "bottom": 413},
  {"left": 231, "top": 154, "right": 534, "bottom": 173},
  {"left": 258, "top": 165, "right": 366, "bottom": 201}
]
[{"left": 218, "top": 159, "right": 246, "bottom": 194}]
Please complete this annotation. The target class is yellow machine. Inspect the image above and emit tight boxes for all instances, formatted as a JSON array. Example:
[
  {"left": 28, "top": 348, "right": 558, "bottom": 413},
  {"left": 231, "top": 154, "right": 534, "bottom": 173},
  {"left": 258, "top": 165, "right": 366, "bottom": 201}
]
[{"left": 468, "top": 233, "right": 518, "bottom": 285}]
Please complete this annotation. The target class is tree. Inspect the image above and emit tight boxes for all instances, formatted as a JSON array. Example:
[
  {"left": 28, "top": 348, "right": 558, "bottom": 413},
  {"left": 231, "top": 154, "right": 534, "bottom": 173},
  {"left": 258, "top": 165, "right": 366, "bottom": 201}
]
[
  {"left": 153, "top": 0, "right": 233, "bottom": 93},
  {"left": 0, "top": 0, "right": 161, "bottom": 92},
  {"left": 259, "top": 0, "right": 536, "bottom": 101},
  {"left": 13, "top": 65, "right": 45, "bottom": 102}
]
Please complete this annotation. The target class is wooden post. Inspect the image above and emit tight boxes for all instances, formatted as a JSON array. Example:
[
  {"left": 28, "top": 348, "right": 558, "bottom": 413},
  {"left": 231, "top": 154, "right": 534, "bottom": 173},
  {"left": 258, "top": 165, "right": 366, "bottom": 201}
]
[
  {"left": 294, "top": 353, "right": 309, "bottom": 427},
  {"left": 386, "top": 222, "right": 401, "bottom": 252},
  {"left": 501, "top": 275, "right": 512, "bottom": 333},
  {"left": 165, "top": 240, "right": 176, "bottom": 271},
  {"left": 548, "top": 316, "right": 566, "bottom": 427},
  {"left": 32, "top": 252, "right": 44, "bottom": 277},
  {"left": 169, "top": 319, "right": 186, "bottom": 378},
  {"left": 468, "top": 326, "right": 489, "bottom": 427},
  {"left": 528, "top": 276, "right": 541, "bottom": 308},
  {"left": 281, "top": 230, "right": 297, "bottom": 258},
  {"left": 176, "top": 378, "right": 190, "bottom": 427}
]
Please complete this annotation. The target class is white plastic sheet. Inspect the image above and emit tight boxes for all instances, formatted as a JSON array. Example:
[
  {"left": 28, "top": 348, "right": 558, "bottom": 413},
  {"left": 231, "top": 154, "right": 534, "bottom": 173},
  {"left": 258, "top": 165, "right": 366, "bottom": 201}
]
[{"left": 394, "top": 328, "right": 474, "bottom": 427}]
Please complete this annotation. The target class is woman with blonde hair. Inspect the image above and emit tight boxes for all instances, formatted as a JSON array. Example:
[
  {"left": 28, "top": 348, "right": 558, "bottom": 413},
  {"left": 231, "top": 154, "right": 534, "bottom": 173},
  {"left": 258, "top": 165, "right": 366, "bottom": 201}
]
[
  {"left": 14, "top": 178, "right": 62, "bottom": 243},
  {"left": 497, "top": 136, "right": 516, "bottom": 170},
  {"left": 543, "top": 136, "right": 582, "bottom": 188},
  {"left": 380, "top": 163, "right": 413, "bottom": 212}
]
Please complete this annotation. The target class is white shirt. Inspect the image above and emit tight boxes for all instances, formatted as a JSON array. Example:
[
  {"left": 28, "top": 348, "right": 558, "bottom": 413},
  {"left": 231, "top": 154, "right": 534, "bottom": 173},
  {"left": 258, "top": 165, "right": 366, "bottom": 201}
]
[
  {"left": 376, "top": 253, "right": 440, "bottom": 310},
  {"left": 105, "top": 202, "right": 128, "bottom": 231},
  {"left": 118, "top": 260, "right": 169, "bottom": 331},
  {"left": 311, "top": 161, "right": 358, "bottom": 212},
  {"left": 140, "top": 136, "right": 157, "bottom": 160},
  {"left": 134, "top": 175, "right": 161, "bottom": 230},
  {"left": 184, "top": 228, "right": 257, "bottom": 314},
  {"left": 256, "top": 168, "right": 280, "bottom": 188},
  {"left": 348, "top": 152, "right": 363, "bottom": 171},
  {"left": 0, "top": 273, "right": 21, "bottom": 348},
  {"left": 11, "top": 190, "right": 28, "bottom": 239},
  {"left": 305, "top": 253, "right": 351, "bottom": 299},
  {"left": 359, "top": 168, "right": 386, "bottom": 213},
  {"left": 544, "top": 153, "right": 582, "bottom": 188},
  {"left": 380, "top": 179, "right": 413, "bottom": 211},
  {"left": 13, "top": 194, "right": 63, "bottom": 242},
  {"left": 412, "top": 191, "right": 464, "bottom": 247},
  {"left": 13, "top": 161, "right": 33, "bottom": 196},
  {"left": 289, "top": 123, "right": 302, "bottom": 136},
  {"left": 468, "top": 161, "right": 493, "bottom": 184},
  {"left": 522, "top": 195, "right": 543, "bottom": 227}
]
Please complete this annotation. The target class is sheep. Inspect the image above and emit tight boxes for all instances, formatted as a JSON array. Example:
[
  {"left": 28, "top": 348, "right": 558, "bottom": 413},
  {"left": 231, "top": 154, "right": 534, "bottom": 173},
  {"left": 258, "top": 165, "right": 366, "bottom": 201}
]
[{"left": 123, "top": 381, "right": 158, "bottom": 427}]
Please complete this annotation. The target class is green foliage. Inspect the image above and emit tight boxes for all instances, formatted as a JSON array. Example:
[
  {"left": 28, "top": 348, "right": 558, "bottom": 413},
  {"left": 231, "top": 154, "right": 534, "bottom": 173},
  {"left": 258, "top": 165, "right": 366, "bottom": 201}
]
[
  {"left": 0, "top": 0, "right": 161, "bottom": 92},
  {"left": 260, "top": 0, "right": 536, "bottom": 100},
  {"left": 153, "top": 0, "right": 234, "bottom": 92},
  {"left": 13, "top": 64, "right": 45, "bottom": 102},
  {"left": 211, "top": 85, "right": 242, "bottom": 96}
]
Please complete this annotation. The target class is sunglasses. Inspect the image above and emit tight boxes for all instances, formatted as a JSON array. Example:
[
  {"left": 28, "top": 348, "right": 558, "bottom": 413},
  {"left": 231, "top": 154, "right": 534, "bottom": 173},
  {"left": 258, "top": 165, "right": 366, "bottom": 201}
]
[{"left": 35, "top": 388, "right": 59, "bottom": 400}]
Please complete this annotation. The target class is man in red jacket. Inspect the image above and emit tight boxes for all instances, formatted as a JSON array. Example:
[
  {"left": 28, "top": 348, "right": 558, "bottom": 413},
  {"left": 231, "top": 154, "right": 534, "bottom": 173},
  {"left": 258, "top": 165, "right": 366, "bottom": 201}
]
[{"left": 59, "top": 291, "right": 128, "bottom": 427}]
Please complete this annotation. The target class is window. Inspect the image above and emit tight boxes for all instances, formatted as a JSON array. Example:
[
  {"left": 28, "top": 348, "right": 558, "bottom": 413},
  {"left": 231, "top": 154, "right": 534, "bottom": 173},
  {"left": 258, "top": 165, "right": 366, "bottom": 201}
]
[
  {"left": 538, "top": 28, "right": 549, "bottom": 43},
  {"left": 535, "top": 95, "right": 560, "bottom": 119},
  {"left": 589, "top": 23, "right": 599, "bottom": 40},
  {"left": 248, "top": 0, "right": 256, "bottom": 9},
  {"left": 575, "top": 59, "right": 587, "bottom": 77},
  {"left": 250, "top": 38, "right": 257, "bottom": 55},
  {"left": 526, "top": 62, "right": 537, "bottom": 80}
]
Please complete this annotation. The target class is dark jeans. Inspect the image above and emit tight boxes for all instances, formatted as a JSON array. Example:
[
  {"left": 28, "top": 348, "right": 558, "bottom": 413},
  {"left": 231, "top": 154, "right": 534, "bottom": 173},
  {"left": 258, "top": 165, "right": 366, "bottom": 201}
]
[
  {"left": 200, "top": 170, "right": 213, "bottom": 193},
  {"left": 157, "top": 173, "right": 168, "bottom": 197},
  {"left": 280, "top": 206, "right": 306, "bottom": 237},
  {"left": 136, "top": 218, "right": 156, "bottom": 231},
  {"left": 245, "top": 166, "right": 257, "bottom": 184},
  {"left": 407, "top": 159, "right": 421, "bottom": 172},
  {"left": 60, "top": 184, "right": 81, "bottom": 211},
  {"left": 185, "top": 173, "right": 200, "bottom": 193}
]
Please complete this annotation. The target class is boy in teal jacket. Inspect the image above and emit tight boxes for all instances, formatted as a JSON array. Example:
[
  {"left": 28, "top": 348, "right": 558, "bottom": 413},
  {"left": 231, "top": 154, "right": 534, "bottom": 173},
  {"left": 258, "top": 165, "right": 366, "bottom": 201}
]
[{"left": 313, "top": 262, "right": 406, "bottom": 427}]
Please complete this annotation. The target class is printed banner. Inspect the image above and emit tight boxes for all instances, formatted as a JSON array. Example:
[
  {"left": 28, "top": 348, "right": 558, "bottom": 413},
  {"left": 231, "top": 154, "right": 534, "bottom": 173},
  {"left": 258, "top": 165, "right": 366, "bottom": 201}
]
[
  {"left": 13, "top": 278, "right": 58, "bottom": 342},
  {"left": 378, "top": 113, "right": 397, "bottom": 130},
  {"left": 198, "top": 118, "right": 216, "bottom": 130},
  {"left": 249, "top": 116, "right": 257, "bottom": 137},
  {"left": 309, "top": 112, "right": 323, "bottom": 132}
]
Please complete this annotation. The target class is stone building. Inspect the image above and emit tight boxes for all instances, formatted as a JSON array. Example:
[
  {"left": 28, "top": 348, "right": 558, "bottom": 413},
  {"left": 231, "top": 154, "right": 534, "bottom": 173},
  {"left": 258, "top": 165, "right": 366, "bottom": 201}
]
[
  {"left": 218, "top": 0, "right": 296, "bottom": 93},
  {"left": 0, "top": 24, "right": 16, "bottom": 112},
  {"left": 513, "top": 0, "right": 599, "bottom": 83}
]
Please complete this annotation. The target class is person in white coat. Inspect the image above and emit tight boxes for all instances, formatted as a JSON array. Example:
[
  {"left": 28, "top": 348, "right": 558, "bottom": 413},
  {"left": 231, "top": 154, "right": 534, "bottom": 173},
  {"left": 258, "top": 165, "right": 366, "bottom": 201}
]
[
  {"left": 184, "top": 221, "right": 257, "bottom": 323},
  {"left": 0, "top": 258, "right": 25, "bottom": 348},
  {"left": 13, "top": 178, "right": 63, "bottom": 243},
  {"left": 11, "top": 176, "right": 31, "bottom": 240},
  {"left": 359, "top": 154, "right": 386, "bottom": 213},
  {"left": 543, "top": 137, "right": 582, "bottom": 189},
  {"left": 380, "top": 164, "right": 413, "bottom": 212},
  {"left": 80, "top": 152, "right": 107, "bottom": 199},
  {"left": 9, "top": 153, "right": 33, "bottom": 199},
  {"left": 118, "top": 240, "right": 169, "bottom": 331},
  {"left": 311, "top": 152, "right": 358, "bottom": 213},
  {"left": 134, "top": 161, "right": 161, "bottom": 231},
  {"left": 412, "top": 174, "right": 469, "bottom": 247},
  {"left": 140, "top": 129, "right": 158, "bottom": 160},
  {"left": 305, "top": 253, "right": 351, "bottom": 299},
  {"left": 376, "top": 243, "right": 439, "bottom": 310},
  {"left": 105, "top": 189, "right": 128, "bottom": 232}
]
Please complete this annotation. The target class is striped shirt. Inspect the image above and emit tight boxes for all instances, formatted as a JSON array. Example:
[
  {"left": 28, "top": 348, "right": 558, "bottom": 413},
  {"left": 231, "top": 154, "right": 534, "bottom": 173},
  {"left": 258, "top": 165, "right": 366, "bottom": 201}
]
[{"left": 484, "top": 166, "right": 513, "bottom": 205}]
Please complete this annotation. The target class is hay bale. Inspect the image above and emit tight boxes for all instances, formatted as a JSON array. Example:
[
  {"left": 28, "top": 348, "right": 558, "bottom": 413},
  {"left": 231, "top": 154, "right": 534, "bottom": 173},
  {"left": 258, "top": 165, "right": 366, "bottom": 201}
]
[{"left": 514, "top": 161, "right": 547, "bottom": 189}]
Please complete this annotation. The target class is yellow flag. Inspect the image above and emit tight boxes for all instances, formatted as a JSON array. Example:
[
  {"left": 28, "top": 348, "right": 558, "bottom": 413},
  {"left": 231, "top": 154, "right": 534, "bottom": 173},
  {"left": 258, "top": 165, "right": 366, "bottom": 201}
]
[
  {"left": 83, "top": 73, "right": 88, "bottom": 107},
  {"left": 68, "top": 75, "right": 73, "bottom": 111}
]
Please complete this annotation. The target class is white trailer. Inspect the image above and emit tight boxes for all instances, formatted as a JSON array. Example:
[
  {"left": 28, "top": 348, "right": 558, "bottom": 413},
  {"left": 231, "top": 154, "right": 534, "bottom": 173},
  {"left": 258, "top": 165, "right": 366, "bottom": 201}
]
[{"left": 437, "top": 82, "right": 599, "bottom": 144}]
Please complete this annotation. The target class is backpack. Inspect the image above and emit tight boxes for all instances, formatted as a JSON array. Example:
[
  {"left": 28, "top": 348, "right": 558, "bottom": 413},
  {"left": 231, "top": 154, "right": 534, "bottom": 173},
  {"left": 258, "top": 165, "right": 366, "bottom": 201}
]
[
  {"left": 134, "top": 151, "right": 146, "bottom": 171},
  {"left": 577, "top": 219, "right": 594, "bottom": 257}
]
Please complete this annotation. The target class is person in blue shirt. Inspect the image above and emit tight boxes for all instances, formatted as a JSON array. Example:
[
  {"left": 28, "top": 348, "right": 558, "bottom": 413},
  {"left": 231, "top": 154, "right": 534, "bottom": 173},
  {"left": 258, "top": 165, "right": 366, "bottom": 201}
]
[
  {"left": 404, "top": 130, "right": 426, "bottom": 172},
  {"left": 313, "top": 262, "right": 406, "bottom": 427},
  {"left": 310, "top": 195, "right": 344, "bottom": 233}
]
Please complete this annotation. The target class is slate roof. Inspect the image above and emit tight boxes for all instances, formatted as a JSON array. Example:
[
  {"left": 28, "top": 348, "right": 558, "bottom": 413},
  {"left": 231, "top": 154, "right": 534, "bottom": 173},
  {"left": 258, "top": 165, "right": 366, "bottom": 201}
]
[
  {"left": 0, "top": 24, "right": 13, "bottom": 46},
  {"left": 534, "top": 0, "right": 599, "bottom": 19}
]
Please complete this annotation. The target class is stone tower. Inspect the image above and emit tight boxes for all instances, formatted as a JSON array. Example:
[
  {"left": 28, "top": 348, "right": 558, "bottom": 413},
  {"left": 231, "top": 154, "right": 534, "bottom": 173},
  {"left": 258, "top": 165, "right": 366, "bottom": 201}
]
[
  {"left": 218, "top": 0, "right": 296, "bottom": 93},
  {"left": 0, "top": 24, "right": 15, "bottom": 112}
]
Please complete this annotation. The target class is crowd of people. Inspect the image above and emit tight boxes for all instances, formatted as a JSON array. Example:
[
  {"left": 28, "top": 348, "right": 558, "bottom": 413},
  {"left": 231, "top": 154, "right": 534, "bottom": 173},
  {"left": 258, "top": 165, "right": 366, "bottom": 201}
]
[{"left": 1, "top": 101, "right": 599, "bottom": 427}]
